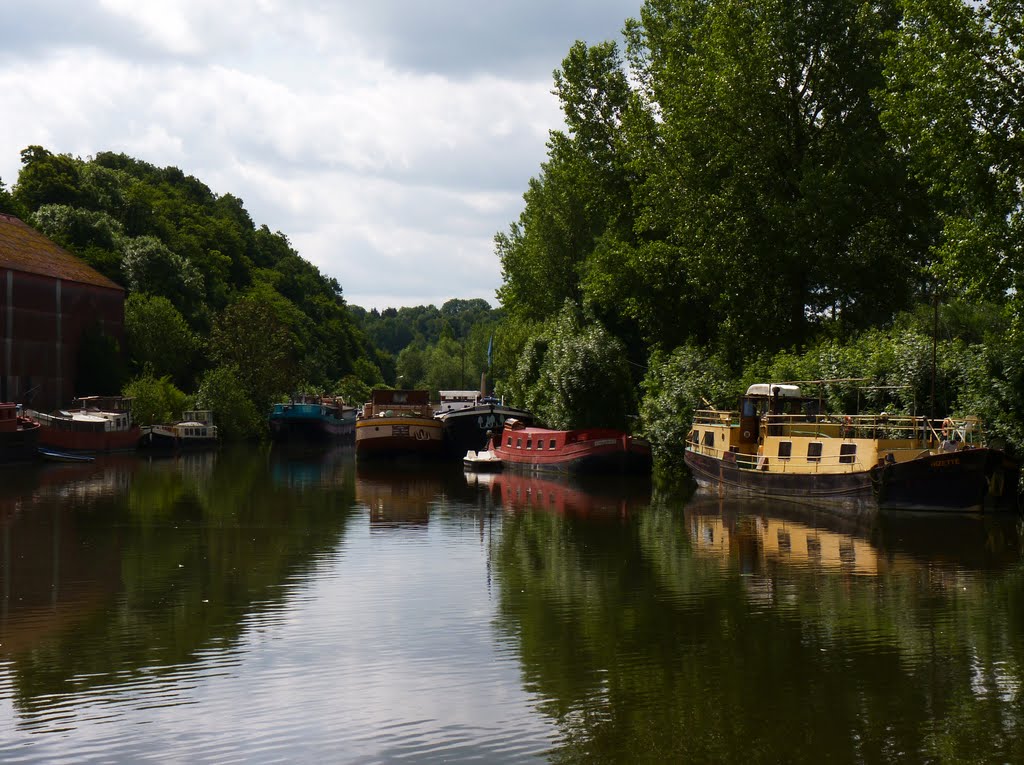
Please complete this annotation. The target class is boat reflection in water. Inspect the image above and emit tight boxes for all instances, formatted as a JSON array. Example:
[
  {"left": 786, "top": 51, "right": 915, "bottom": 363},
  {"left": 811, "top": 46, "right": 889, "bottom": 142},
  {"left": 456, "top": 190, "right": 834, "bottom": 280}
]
[
  {"left": 269, "top": 443, "right": 353, "bottom": 491},
  {"left": 356, "top": 462, "right": 452, "bottom": 529},
  {"left": 685, "top": 495, "right": 1023, "bottom": 577},
  {"left": 467, "top": 468, "right": 652, "bottom": 518}
]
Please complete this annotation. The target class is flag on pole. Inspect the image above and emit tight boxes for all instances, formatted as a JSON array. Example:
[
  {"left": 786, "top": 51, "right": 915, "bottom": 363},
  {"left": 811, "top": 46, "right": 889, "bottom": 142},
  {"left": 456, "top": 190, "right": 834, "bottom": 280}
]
[{"left": 487, "top": 332, "right": 494, "bottom": 370}]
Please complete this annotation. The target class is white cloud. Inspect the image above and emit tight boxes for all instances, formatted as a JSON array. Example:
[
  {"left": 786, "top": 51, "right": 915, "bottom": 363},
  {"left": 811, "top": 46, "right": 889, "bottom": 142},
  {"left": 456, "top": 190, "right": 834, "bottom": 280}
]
[{"left": 0, "top": 0, "right": 643, "bottom": 309}]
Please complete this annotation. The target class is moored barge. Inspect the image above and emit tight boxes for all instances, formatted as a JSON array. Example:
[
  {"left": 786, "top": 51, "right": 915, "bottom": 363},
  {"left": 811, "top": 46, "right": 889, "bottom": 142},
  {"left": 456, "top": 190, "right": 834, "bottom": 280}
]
[
  {"left": 492, "top": 419, "right": 651, "bottom": 475},
  {"left": 684, "top": 383, "right": 1018, "bottom": 512}
]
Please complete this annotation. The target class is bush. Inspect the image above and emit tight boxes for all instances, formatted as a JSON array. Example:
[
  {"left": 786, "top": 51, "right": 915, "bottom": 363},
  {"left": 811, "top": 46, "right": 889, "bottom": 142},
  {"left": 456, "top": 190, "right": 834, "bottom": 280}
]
[{"left": 195, "top": 364, "right": 264, "bottom": 441}]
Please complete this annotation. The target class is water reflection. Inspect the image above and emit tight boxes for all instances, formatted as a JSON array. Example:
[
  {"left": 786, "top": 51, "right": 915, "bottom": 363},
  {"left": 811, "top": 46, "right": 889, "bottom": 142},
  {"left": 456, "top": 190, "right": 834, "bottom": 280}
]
[
  {"left": 1, "top": 448, "right": 357, "bottom": 720},
  {"left": 0, "top": 451, "right": 1021, "bottom": 763},
  {"left": 686, "top": 495, "right": 1024, "bottom": 575},
  {"left": 467, "top": 470, "right": 652, "bottom": 518}
]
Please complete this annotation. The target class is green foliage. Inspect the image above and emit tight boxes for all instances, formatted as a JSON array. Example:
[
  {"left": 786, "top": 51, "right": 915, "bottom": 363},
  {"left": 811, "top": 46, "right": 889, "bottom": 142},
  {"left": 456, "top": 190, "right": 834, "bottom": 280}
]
[
  {"left": 394, "top": 345, "right": 427, "bottom": 389},
  {"left": 497, "top": 41, "right": 634, "bottom": 328},
  {"left": 0, "top": 177, "right": 25, "bottom": 217},
  {"left": 880, "top": 0, "right": 1024, "bottom": 305},
  {"left": 120, "top": 235, "right": 205, "bottom": 314},
  {"left": 194, "top": 364, "right": 264, "bottom": 441},
  {"left": 124, "top": 294, "right": 199, "bottom": 386},
  {"left": 123, "top": 373, "right": 189, "bottom": 426},
  {"left": 507, "top": 303, "right": 634, "bottom": 430},
  {"left": 640, "top": 345, "right": 737, "bottom": 471},
  {"left": 211, "top": 295, "right": 295, "bottom": 413},
  {"left": 11, "top": 147, "right": 375, "bottom": 400}
]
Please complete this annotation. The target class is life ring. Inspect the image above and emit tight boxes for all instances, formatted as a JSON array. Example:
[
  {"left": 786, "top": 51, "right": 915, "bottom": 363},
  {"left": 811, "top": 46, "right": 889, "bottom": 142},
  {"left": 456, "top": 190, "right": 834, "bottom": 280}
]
[{"left": 941, "top": 418, "right": 953, "bottom": 439}]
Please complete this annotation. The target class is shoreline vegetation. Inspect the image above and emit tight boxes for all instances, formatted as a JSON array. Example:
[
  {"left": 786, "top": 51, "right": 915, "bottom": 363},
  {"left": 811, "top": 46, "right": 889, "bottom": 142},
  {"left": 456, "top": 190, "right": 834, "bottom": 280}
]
[{"left": 2, "top": 0, "right": 1022, "bottom": 484}]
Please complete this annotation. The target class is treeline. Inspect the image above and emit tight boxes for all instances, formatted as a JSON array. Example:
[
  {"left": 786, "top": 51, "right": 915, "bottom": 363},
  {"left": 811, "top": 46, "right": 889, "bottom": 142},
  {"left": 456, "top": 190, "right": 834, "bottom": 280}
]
[
  {"left": 0, "top": 147, "right": 377, "bottom": 438},
  {"left": 493, "top": 0, "right": 1024, "bottom": 470},
  {"left": 349, "top": 299, "right": 502, "bottom": 399}
]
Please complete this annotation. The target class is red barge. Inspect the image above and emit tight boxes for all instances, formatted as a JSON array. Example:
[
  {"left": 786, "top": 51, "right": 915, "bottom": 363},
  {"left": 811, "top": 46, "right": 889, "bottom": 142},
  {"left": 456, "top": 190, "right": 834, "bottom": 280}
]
[
  {"left": 491, "top": 419, "right": 651, "bottom": 475},
  {"left": 28, "top": 396, "right": 141, "bottom": 454}
]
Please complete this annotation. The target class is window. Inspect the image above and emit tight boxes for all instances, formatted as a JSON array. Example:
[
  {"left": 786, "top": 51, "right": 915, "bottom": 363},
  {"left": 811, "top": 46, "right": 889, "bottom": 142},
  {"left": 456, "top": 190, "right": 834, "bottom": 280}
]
[
  {"left": 807, "top": 443, "right": 822, "bottom": 462},
  {"left": 507, "top": 436, "right": 512, "bottom": 447},
  {"left": 549, "top": 439, "right": 556, "bottom": 450},
  {"left": 778, "top": 441, "right": 792, "bottom": 459},
  {"left": 839, "top": 444, "right": 857, "bottom": 464},
  {"left": 689, "top": 430, "right": 698, "bottom": 444},
  {"left": 526, "top": 438, "right": 532, "bottom": 450},
  {"left": 516, "top": 438, "right": 522, "bottom": 448},
  {"left": 702, "top": 431, "right": 715, "bottom": 447}
]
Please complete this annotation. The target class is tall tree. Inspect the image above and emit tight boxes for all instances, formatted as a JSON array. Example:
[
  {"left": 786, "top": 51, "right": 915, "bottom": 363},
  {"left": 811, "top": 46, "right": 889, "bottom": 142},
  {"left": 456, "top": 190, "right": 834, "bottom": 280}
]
[
  {"left": 624, "top": 0, "right": 931, "bottom": 356},
  {"left": 497, "top": 41, "right": 635, "bottom": 325},
  {"left": 880, "top": 0, "right": 1024, "bottom": 307}
]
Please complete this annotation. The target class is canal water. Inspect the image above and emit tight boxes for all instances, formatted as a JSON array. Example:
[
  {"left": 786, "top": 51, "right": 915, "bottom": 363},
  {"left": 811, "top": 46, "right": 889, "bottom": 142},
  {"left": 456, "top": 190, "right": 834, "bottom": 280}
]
[{"left": 0, "top": 446, "right": 1022, "bottom": 763}]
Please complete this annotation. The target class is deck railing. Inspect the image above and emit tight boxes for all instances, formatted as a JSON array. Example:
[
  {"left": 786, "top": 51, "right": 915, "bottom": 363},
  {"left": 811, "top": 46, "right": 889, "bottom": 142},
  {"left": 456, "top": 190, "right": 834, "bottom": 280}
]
[{"left": 692, "top": 410, "right": 983, "bottom": 445}]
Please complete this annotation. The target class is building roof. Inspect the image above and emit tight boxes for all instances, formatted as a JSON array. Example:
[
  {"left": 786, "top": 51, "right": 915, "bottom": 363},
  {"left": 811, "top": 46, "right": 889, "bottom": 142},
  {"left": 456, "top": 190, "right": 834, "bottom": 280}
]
[{"left": 0, "top": 213, "right": 123, "bottom": 291}]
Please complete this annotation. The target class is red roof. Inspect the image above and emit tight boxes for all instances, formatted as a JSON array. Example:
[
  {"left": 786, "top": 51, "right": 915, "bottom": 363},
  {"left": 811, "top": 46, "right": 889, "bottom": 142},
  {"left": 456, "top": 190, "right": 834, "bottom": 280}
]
[{"left": 0, "top": 213, "right": 123, "bottom": 291}]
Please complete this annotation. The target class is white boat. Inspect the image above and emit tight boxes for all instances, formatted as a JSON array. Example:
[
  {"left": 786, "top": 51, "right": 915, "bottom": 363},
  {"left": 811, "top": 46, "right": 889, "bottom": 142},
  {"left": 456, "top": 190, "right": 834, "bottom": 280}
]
[
  {"left": 141, "top": 410, "right": 219, "bottom": 450},
  {"left": 463, "top": 448, "right": 503, "bottom": 472}
]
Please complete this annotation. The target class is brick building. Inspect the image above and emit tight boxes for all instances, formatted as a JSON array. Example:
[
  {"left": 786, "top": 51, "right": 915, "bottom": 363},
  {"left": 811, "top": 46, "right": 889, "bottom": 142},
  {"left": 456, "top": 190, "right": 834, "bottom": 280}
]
[{"left": 0, "top": 213, "right": 125, "bottom": 409}]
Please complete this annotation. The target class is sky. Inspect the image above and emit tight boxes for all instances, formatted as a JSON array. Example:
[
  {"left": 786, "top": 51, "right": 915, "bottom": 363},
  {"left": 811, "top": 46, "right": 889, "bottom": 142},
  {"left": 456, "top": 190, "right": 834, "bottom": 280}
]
[{"left": 0, "top": 0, "right": 643, "bottom": 310}]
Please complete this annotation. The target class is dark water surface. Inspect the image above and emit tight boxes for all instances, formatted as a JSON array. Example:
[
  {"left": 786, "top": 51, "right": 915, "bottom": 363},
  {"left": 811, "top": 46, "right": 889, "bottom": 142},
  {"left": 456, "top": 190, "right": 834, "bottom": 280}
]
[{"left": 1, "top": 447, "right": 1022, "bottom": 763}]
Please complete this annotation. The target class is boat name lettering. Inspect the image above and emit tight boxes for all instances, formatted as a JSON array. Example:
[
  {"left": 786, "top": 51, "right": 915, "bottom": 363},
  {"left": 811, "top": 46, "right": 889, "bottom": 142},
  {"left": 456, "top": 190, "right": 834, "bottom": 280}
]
[{"left": 930, "top": 457, "right": 960, "bottom": 468}]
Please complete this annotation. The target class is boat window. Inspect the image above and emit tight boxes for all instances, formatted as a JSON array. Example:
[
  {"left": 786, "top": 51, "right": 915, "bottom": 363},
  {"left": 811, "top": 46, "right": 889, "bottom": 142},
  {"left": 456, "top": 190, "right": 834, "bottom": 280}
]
[
  {"left": 839, "top": 444, "right": 857, "bottom": 464},
  {"left": 549, "top": 439, "right": 556, "bottom": 450},
  {"left": 778, "top": 441, "right": 792, "bottom": 459},
  {"left": 702, "top": 431, "right": 714, "bottom": 447},
  {"left": 807, "top": 443, "right": 822, "bottom": 462},
  {"left": 689, "top": 430, "right": 698, "bottom": 444},
  {"left": 742, "top": 399, "right": 757, "bottom": 417},
  {"left": 507, "top": 436, "right": 512, "bottom": 447},
  {"left": 516, "top": 438, "right": 522, "bottom": 449},
  {"left": 526, "top": 438, "right": 532, "bottom": 449}
]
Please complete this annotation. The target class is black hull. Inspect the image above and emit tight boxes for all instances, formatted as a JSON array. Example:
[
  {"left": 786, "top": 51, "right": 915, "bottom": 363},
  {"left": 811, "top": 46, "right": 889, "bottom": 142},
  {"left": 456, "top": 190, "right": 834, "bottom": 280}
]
[
  {"left": 684, "top": 449, "right": 875, "bottom": 509},
  {"left": 440, "top": 405, "right": 533, "bottom": 457},
  {"left": 870, "top": 447, "right": 1019, "bottom": 512}
]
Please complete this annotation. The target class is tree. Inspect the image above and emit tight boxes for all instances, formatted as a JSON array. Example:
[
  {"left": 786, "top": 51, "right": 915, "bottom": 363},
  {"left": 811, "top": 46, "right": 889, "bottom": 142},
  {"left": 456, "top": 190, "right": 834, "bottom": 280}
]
[
  {"left": 211, "top": 296, "right": 296, "bottom": 412},
  {"left": 880, "top": 0, "right": 1024, "bottom": 307},
  {"left": 508, "top": 303, "right": 635, "bottom": 430},
  {"left": 194, "top": 364, "right": 264, "bottom": 441},
  {"left": 620, "top": 0, "right": 930, "bottom": 358},
  {"left": 124, "top": 294, "right": 199, "bottom": 386},
  {"left": 123, "top": 373, "right": 190, "bottom": 426},
  {"left": 120, "top": 235, "right": 205, "bottom": 313},
  {"left": 497, "top": 41, "right": 635, "bottom": 325},
  {"left": 13, "top": 146, "right": 81, "bottom": 210}
]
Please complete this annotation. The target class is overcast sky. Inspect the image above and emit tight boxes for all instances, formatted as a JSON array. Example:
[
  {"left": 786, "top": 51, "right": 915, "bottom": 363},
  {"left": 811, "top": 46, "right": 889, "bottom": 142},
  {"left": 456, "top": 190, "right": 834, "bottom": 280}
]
[{"left": 0, "top": 0, "right": 643, "bottom": 310}]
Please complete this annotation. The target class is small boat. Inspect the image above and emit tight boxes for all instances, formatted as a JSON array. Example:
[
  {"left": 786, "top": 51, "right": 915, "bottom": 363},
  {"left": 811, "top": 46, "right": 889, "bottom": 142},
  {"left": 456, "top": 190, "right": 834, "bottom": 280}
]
[
  {"left": 0, "top": 403, "right": 40, "bottom": 464},
  {"left": 491, "top": 419, "right": 652, "bottom": 475},
  {"left": 463, "top": 448, "right": 503, "bottom": 471},
  {"left": 141, "top": 410, "right": 219, "bottom": 450},
  {"left": 355, "top": 389, "right": 443, "bottom": 459},
  {"left": 27, "top": 396, "right": 141, "bottom": 454},
  {"left": 437, "top": 392, "right": 535, "bottom": 458},
  {"left": 38, "top": 448, "right": 95, "bottom": 463},
  {"left": 269, "top": 394, "right": 356, "bottom": 443},
  {"left": 684, "top": 382, "right": 1019, "bottom": 512}
]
